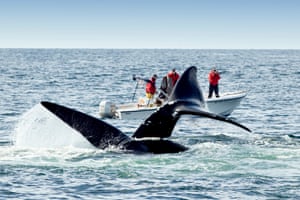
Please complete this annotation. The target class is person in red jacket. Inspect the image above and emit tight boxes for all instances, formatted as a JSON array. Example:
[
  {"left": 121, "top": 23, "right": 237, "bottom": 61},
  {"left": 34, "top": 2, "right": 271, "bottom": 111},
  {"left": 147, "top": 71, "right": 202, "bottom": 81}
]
[
  {"left": 166, "top": 68, "right": 180, "bottom": 95},
  {"left": 145, "top": 74, "right": 158, "bottom": 99},
  {"left": 208, "top": 68, "right": 221, "bottom": 98}
]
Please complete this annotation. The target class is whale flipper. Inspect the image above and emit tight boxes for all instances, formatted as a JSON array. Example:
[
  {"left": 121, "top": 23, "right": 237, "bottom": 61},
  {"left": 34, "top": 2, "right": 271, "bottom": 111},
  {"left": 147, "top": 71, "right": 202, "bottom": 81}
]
[
  {"left": 40, "top": 101, "right": 131, "bottom": 149},
  {"left": 176, "top": 105, "right": 251, "bottom": 132}
]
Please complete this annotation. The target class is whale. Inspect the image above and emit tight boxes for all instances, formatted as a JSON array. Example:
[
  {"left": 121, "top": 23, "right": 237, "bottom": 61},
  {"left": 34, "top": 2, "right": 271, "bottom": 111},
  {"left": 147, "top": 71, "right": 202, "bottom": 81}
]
[{"left": 31, "top": 66, "right": 251, "bottom": 154}]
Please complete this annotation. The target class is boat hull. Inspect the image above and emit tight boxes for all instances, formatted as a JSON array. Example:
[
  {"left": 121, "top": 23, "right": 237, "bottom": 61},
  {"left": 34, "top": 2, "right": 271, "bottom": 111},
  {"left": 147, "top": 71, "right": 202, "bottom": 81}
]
[
  {"left": 116, "top": 105, "right": 156, "bottom": 120},
  {"left": 205, "top": 92, "right": 246, "bottom": 116},
  {"left": 100, "top": 91, "right": 247, "bottom": 120}
]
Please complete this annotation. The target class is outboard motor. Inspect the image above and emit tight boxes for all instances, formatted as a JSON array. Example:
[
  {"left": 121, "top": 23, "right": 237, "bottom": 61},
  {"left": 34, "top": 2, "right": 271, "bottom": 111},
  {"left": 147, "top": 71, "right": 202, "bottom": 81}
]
[{"left": 99, "top": 101, "right": 116, "bottom": 118}]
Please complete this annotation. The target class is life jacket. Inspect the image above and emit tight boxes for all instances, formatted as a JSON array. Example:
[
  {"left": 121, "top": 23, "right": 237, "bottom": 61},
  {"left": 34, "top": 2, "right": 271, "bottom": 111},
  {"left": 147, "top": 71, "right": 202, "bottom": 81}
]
[
  {"left": 145, "top": 77, "right": 156, "bottom": 94},
  {"left": 208, "top": 71, "right": 220, "bottom": 85}
]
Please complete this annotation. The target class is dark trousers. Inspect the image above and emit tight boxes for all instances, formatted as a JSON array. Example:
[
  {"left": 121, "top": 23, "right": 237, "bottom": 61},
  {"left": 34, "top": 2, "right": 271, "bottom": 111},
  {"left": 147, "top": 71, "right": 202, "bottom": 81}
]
[{"left": 208, "top": 84, "right": 219, "bottom": 98}]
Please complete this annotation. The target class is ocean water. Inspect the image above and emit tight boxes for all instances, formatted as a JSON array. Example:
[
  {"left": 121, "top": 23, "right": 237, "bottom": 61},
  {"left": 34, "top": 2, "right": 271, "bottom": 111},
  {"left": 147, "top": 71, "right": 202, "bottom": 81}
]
[{"left": 1, "top": 49, "right": 300, "bottom": 199}]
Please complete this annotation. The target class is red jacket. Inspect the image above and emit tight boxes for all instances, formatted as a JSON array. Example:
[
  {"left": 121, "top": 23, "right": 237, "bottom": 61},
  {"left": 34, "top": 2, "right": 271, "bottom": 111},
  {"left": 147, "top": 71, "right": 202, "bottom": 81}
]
[
  {"left": 145, "top": 77, "right": 156, "bottom": 94},
  {"left": 208, "top": 71, "right": 220, "bottom": 85},
  {"left": 167, "top": 71, "right": 180, "bottom": 86}
]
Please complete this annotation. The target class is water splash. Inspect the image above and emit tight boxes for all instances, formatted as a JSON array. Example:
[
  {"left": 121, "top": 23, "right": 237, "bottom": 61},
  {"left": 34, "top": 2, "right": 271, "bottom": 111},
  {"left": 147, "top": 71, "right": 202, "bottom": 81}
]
[{"left": 12, "top": 103, "right": 94, "bottom": 149}]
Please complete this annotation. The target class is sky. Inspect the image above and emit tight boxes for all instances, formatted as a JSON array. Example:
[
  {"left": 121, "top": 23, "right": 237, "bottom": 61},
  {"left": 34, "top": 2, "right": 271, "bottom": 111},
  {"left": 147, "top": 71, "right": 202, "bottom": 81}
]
[{"left": 0, "top": 0, "right": 299, "bottom": 49}]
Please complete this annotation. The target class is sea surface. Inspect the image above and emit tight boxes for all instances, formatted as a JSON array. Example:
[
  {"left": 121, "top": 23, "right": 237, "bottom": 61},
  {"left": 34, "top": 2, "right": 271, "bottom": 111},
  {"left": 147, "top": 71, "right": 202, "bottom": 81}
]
[{"left": 1, "top": 49, "right": 300, "bottom": 199}]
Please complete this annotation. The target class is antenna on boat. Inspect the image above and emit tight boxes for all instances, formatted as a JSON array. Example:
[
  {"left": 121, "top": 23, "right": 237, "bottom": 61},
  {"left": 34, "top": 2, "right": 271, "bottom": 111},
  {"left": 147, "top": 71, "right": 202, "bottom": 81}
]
[{"left": 131, "top": 74, "right": 139, "bottom": 101}]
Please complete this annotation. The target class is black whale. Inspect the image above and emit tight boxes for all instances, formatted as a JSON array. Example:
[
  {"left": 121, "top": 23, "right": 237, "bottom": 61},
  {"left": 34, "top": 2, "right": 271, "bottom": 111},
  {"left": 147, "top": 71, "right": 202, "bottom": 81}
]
[{"left": 41, "top": 66, "right": 251, "bottom": 154}]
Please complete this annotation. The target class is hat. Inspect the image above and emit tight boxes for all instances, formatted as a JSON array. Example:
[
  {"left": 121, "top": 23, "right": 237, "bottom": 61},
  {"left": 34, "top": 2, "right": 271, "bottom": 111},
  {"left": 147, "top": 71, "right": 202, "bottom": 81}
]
[{"left": 153, "top": 74, "right": 158, "bottom": 79}]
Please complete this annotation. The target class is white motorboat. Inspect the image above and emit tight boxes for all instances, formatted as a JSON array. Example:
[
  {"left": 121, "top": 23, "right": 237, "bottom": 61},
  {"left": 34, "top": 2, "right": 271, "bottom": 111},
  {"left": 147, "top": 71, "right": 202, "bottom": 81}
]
[{"left": 99, "top": 91, "right": 247, "bottom": 120}]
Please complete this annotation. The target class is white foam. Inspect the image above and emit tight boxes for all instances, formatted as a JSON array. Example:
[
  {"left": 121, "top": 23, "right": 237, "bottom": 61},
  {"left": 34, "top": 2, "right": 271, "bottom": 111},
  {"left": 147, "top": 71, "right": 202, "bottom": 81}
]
[{"left": 13, "top": 103, "right": 94, "bottom": 149}]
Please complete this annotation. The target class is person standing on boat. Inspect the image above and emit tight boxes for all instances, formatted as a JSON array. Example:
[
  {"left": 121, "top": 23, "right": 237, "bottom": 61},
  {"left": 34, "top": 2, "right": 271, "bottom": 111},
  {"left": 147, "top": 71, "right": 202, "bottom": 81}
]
[
  {"left": 166, "top": 68, "right": 180, "bottom": 95},
  {"left": 145, "top": 74, "right": 158, "bottom": 100},
  {"left": 208, "top": 68, "right": 221, "bottom": 98}
]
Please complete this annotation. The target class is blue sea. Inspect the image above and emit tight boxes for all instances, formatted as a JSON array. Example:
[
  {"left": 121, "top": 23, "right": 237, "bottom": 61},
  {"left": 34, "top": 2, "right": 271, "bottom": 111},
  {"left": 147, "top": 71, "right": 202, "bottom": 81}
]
[{"left": 1, "top": 49, "right": 300, "bottom": 199}]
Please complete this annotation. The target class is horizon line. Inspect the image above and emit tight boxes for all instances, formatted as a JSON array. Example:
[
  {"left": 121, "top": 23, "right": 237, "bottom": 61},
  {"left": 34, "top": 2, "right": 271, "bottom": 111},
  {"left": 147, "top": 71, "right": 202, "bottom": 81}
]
[{"left": 1, "top": 47, "right": 299, "bottom": 50}]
